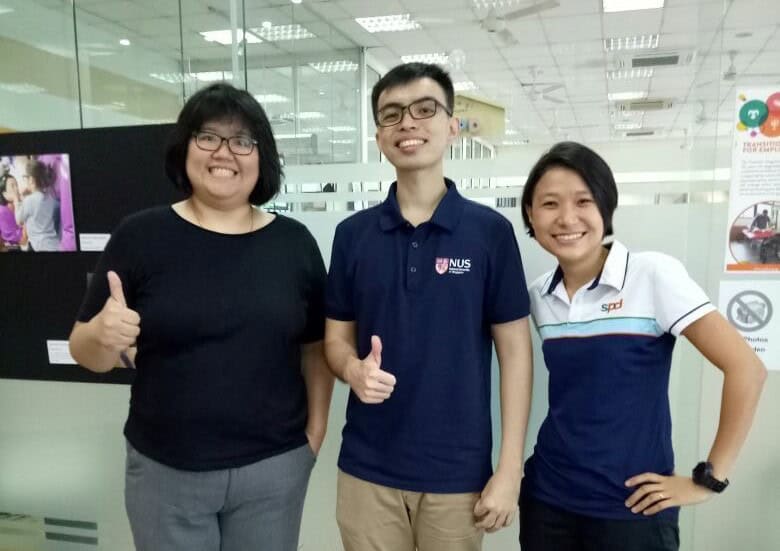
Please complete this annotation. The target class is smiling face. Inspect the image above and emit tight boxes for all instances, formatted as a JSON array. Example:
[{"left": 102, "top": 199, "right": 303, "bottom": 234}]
[
  {"left": 185, "top": 118, "right": 259, "bottom": 208},
  {"left": 526, "top": 166, "right": 606, "bottom": 269},
  {"left": 374, "top": 77, "right": 458, "bottom": 175}
]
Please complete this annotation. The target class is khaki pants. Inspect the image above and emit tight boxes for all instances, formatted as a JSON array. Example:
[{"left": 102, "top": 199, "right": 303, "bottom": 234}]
[{"left": 336, "top": 470, "right": 484, "bottom": 551}]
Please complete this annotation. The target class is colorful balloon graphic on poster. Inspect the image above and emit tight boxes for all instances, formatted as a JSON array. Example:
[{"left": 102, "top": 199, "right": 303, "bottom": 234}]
[{"left": 736, "top": 92, "right": 780, "bottom": 138}]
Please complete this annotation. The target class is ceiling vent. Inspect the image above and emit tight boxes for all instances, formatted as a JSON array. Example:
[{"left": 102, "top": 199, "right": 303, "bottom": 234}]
[
  {"left": 616, "top": 98, "right": 673, "bottom": 111},
  {"left": 629, "top": 50, "right": 696, "bottom": 68},
  {"left": 625, "top": 130, "right": 655, "bottom": 137}
]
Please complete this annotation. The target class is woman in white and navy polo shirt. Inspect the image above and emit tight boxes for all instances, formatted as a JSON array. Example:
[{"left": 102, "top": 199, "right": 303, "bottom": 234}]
[{"left": 518, "top": 141, "right": 766, "bottom": 551}]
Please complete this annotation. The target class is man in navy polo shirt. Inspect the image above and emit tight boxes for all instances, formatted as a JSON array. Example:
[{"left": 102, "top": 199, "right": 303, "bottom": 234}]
[{"left": 324, "top": 62, "right": 533, "bottom": 551}]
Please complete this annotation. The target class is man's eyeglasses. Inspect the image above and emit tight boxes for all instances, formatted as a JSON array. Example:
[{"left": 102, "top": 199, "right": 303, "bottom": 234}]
[
  {"left": 375, "top": 97, "right": 452, "bottom": 128},
  {"left": 192, "top": 131, "right": 258, "bottom": 155}
]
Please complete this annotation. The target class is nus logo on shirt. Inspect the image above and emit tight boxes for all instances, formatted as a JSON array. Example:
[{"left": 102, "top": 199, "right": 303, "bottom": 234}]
[
  {"left": 435, "top": 257, "right": 472, "bottom": 275},
  {"left": 601, "top": 299, "right": 624, "bottom": 313}
]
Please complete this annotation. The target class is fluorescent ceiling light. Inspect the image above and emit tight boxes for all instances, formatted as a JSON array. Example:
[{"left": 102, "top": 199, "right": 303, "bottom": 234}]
[
  {"left": 603, "top": 0, "right": 664, "bottom": 13},
  {"left": 355, "top": 14, "right": 421, "bottom": 33},
  {"left": 607, "top": 91, "right": 647, "bottom": 101},
  {"left": 193, "top": 71, "right": 233, "bottom": 82},
  {"left": 502, "top": 139, "right": 530, "bottom": 145},
  {"left": 505, "top": 129, "right": 519, "bottom": 135},
  {"left": 0, "top": 6, "right": 13, "bottom": 15},
  {"left": 454, "top": 81, "right": 477, "bottom": 92},
  {"left": 280, "top": 111, "right": 325, "bottom": 120},
  {"left": 149, "top": 71, "right": 232, "bottom": 83},
  {"left": 150, "top": 72, "right": 189, "bottom": 84},
  {"left": 119, "top": 38, "right": 131, "bottom": 46},
  {"left": 607, "top": 68, "right": 654, "bottom": 80},
  {"left": 329, "top": 139, "right": 354, "bottom": 144},
  {"left": 328, "top": 126, "right": 356, "bottom": 132},
  {"left": 0, "top": 82, "right": 45, "bottom": 94},
  {"left": 200, "top": 29, "right": 261, "bottom": 45},
  {"left": 401, "top": 53, "right": 449, "bottom": 64},
  {"left": 309, "top": 60, "right": 358, "bottom": 73},
  {"left": 254, "top": 94, "right": 290, "bottom": 103},
  {"left": 275, "top": 133, "right": 312, "bottom": 139},
  {"left": 603, "top": 34, "right": 659, "bottom": 51},
  {"left": 252, "top": 24, "right": 314, "bottom": 41},
  {"left": 614, "top": 122, "right": 643, "bottom": 130}
]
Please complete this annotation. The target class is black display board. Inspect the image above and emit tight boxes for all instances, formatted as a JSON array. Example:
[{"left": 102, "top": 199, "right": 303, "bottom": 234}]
[{"left": 0, "top": 124, "right": 182, "bottom": 384}]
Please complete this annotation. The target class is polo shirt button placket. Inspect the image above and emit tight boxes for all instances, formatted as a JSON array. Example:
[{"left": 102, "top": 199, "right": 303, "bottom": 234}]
[{"left": 407, "top": 233, "right": 422, "bottom": 291}]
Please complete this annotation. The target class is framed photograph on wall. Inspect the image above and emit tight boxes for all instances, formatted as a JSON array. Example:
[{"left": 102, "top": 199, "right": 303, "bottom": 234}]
[{"left": 1, "top": 153, "right": 76, "bottom": 253}]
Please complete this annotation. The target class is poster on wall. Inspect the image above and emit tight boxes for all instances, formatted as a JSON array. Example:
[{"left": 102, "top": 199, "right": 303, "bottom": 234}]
[
  {"left": 0, "top": 153, "right": 77, "bottom": 253},
  {"left": 723, "top": 88, "right": 780, "bottom": 272},
  {"left": 719, "top": 280, "right": 779, "bottom": 371}
]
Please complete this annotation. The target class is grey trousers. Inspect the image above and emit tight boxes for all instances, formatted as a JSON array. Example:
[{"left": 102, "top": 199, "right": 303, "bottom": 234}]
[{"left": 125, "top": 440, "right": 316, "bottom": 551}]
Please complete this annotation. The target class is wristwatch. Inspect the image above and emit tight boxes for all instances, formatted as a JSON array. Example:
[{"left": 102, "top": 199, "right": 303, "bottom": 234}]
[{"left": 692, "top": 461, "right": 729, "bottom": 493}]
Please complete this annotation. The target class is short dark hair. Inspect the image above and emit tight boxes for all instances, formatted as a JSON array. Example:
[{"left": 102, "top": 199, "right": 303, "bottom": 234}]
[
  {"left": 371, "top": 63, "right": 454, "bottom": 124},
  {"left": 165, "top": 82, "right": 282, "bottom": 206},
  {"left": 521, "top": 141, "right": 618, "bottom": 238}
]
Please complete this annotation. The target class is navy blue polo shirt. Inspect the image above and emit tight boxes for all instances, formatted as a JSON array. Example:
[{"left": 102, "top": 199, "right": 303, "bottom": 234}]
[{"left": 326, "top": 179, "right": 530, "bottom": 493}]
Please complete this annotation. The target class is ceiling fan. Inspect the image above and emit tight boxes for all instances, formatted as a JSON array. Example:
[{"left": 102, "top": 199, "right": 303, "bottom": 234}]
[
  {"left": 417, "top": 1, "right": 560, "bottom": 47},
  {"left": 520, "top": 67, "right": 565, "bottom": 104},
  {"left": 696, "top": 50, "right": 777, "bottom": 88}
]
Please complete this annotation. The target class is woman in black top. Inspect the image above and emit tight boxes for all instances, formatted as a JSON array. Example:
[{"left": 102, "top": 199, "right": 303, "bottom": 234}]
[{"left": 69, "top": 83, "right": 334, "bottom": 551}]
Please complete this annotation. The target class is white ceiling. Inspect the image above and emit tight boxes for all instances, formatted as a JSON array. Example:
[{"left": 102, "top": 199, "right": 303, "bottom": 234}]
[{"left": 2, "top": 0, "right": 779, "bottom": 147}]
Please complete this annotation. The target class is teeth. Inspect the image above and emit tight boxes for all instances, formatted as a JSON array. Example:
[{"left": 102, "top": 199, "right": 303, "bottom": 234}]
[
  {"left": 398, "top": 139, "right": 424, "bottom": 148},
  {"left": 556, "top": 233, "right": 584, "bottom": 241},
  {"left": 209, "top": 167, "right": 235, "bottom": 177}
]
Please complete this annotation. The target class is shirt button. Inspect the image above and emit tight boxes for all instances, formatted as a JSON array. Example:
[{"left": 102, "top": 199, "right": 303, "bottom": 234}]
[
  {"left": 411, "top": 241, "right": 418, "bottom": 248},
  {"left": 410, "top": 267, "right": 417, "bottom": 273}
]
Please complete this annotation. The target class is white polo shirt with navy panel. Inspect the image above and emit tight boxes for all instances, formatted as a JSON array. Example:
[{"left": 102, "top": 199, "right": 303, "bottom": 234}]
[
  {"left": 326, "top": 179, "right": 530, "bottom": 493},
  {"left": 523, "top": 240, "right": 715, "bottom": 521}
]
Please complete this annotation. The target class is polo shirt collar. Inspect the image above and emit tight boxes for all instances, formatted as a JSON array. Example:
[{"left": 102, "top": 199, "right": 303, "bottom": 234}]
[
  {"left": 544, "top": 239, "right": 629, "bottom": 296},
  {"left": 379, "top": 178, "right": 464, "bottom": 232}
]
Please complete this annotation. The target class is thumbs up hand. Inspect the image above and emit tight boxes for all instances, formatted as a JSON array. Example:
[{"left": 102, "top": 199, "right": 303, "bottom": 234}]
[
  {"left": 345, "top": 335, "right": 396, "bottom": 404},
  {"left": 94, "top": 271, "right": 141, "bottom": 354}
]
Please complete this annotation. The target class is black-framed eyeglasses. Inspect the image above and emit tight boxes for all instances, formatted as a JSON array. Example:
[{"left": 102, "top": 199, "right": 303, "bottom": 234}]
[
  {"left": 192, "top": 131, "right": 258, "bottom": 155},
  {"left": 375, "top": 97, "right": 452, "bottom": 127}
]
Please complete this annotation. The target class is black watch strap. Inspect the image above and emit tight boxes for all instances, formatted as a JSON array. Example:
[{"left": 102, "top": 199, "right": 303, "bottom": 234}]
[{"left": 692, "top": 461, "right": 729, "bottom": 493}]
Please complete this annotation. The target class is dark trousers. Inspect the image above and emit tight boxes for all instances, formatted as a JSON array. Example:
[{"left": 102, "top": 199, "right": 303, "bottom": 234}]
[{"left": 519, "top": 494, "right": 679, "bottom": 551}]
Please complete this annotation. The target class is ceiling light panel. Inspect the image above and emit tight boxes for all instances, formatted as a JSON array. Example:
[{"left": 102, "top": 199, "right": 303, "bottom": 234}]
[
  {"left": 309, "top": 60, "right": 359, "bottom": 73},
  {"left": 279, "top": 111, "right": 325, "bottom": 120},
  {"left": 607, "top": 68, "right": 654, "bottom": 80},
  {"left": 603, "top": 34, "right": 659, "bottom": 51},
  {"left": 252, "top": 24, "right": 315, "bottom": 41},
  {"left": 200, "top": 29, "right": 261, "bottom": 45},
  {"left": 401, "top": 53, "right": 449, "bottom": 64},
  {"left": 603, "top": 0, "right": 664, "bottom": 13},
  {"left": 254, "top": 94, "right": 290, "bottom": 104},
  {"left": 355, "top": 14, "right": 421, "bottom": 33},
  {"left": 608, "top": 91, "right": 648, "bottom": 101}
]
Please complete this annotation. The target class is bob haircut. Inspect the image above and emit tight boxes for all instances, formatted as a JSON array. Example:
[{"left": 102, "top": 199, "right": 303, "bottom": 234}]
[
  {"left": 164, "top": 82, "right": 282, "bottom": 206},
  {"left": 371, "top": 62, "right": 455, "bottom": 124},
  {"left": 521, "top": 141, "right": 618, "bottom": 239}
]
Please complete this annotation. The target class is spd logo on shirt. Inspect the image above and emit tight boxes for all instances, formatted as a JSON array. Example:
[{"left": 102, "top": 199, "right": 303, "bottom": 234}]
[
  {"left": 435, "top": 257, "right": 472, "bottom": 275},
  {"left": 601, "top": 299, "right": 624, "bottom": 313}
]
